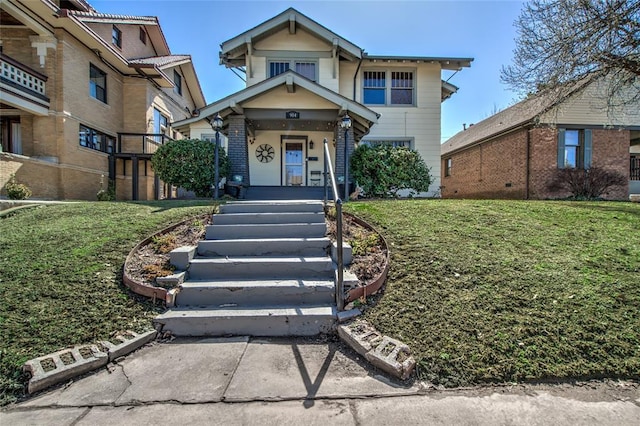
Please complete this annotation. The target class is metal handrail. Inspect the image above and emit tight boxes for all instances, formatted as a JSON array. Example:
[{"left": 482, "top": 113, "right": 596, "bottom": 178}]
[{"left": 323, "top": 137, "right": 345, "bottom": 311}]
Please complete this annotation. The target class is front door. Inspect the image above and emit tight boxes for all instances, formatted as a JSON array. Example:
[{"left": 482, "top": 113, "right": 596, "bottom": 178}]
[{"left": 282, "top": 138, "right": 305, "bottom": 186}]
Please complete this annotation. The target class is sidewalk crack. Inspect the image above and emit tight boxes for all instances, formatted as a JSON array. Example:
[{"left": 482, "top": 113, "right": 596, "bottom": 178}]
[
  {"left": 113, "top": 362, "right": 133, "bottom": 404},
  {"left": 69, "top": 407, "right": 91, "bottom": 426},
  {"left": 220, "top": 336, "right": 250, "bottom": 401}
]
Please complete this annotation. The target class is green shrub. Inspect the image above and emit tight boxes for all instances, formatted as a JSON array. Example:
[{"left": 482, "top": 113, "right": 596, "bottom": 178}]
[
  {"left": 96, "top": 177, "right": 116, "bottom": 201},
  {"left": 350, "top": 145, "right": 432, "bottom": 198},
  {"left": 5, "top": 174, "right": 32, "bottom": 200},
  {"left": 151, "top": 139, "right": 231, "bottom": 197}
]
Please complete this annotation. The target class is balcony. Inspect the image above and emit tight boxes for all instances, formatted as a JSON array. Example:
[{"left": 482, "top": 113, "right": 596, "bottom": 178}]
[{"left": 0, "top": 53, "right": 50, "bottom": 115}]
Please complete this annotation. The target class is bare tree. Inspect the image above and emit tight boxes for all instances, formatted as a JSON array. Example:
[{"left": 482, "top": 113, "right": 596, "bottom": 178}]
[{"left": 501, "top": 0, "right": 640, "bottom": 112}]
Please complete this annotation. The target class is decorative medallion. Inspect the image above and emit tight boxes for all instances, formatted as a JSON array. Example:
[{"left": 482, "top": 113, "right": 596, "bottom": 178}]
[{"left": 255, "top": 143, "right": 275, "bottom": 163}]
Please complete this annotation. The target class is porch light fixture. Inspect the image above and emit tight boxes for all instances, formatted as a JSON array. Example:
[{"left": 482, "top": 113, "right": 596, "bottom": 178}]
[
  {"left": 340, "top": 113, "right": 352, "bottom": 200},
  {"left": 210, "top": 113, "right": 223, "bottom": 200},
  {"left": 309, "top": 140, "right": 314, "bottom": 149}
]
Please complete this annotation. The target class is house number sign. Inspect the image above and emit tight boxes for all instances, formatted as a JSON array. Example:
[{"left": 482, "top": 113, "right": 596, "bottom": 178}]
[{"left": 286, "top": 111, "right": 300, "bottom": 119}]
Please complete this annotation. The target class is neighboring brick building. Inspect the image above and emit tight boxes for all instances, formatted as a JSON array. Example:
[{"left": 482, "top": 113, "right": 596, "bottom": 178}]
[
  {"left": 441, "top": 80, "right": 640, "bottom": 200},
  {"left": 1, "top": 0, "right": 206, "bottom": 200}
]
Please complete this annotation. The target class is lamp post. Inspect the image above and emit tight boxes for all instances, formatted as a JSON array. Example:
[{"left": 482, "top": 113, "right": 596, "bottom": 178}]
[
  {"left": 210, "top": 113, "right": 223, "bottom": 200},
  {"left": 340, "top": 113, "right": 352, "bottom": 200}
]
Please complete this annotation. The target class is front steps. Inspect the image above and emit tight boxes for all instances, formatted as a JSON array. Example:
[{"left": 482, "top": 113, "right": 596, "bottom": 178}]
[{"left": 154, "top": 200, "right": 337, "bottom": 337}]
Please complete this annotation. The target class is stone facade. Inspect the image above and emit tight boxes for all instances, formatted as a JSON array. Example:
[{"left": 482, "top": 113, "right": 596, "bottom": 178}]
[{"left": 227, "top": 115, "right": 250, "bottom": 185}]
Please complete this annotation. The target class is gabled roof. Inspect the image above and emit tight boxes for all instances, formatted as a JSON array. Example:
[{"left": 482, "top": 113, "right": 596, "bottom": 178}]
[
  {"left": 67, "top": 9, "right": 171, "bottom": 56},
  {"left": 441, "top": 94, "right": 551, "bottom": 156},
  {"left": 128, "top": 55, "right": 206, "bottom": 106},
  {"left": 173, "top": 70, "right": 379, "bottom": 138},
  {"left": 441, "top": 79, "right": 600, "bottom": 156},
  {"left": 220, "top": 7, "right": 363, "bottom": 68}
]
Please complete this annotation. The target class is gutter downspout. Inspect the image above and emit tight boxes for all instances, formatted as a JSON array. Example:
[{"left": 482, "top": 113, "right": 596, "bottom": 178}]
[
  {"left": 353, "top": 52, "right": 363, "bottom": 101},
  {"left": 525, "top": 127, "right": 531, "bottom": 200}
]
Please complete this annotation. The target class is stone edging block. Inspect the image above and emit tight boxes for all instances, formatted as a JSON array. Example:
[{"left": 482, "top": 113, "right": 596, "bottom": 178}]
[
  {"left": 23, "top": 329, "right": 157, "bottom": 394},
  {"left": 337, "top": 319, "right": 416, "bottom": 380},
  {"left": 100, "top": 329, "right": 158, "bottom": 361},
  {"left": 365, "top": 336, "right": 416, "bottom": 381},
  {"left": 23, "top": 345, "right": 108, "bottom": 394}
]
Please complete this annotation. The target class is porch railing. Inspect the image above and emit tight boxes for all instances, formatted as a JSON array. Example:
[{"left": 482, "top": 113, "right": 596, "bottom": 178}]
[
  {"left": 323, "top": 137, "right": 345, "bottom": 311},
  {"left": 116, "top": 133, "right": 173, "bottom": 155},
  {"left": 631, "top": 157, "right": 640, "bottom": 181},
  {"left": 0, "top": 53, "right": 48, "bottom": 99}
]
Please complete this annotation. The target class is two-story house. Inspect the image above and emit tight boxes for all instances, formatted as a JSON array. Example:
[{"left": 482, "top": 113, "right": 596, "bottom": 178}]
[
  {"left": 1, "top": 0, "right": 206, "bottom": 201},
  {"left": 173, "top": 8, "right": 471, "bottom": 196}
]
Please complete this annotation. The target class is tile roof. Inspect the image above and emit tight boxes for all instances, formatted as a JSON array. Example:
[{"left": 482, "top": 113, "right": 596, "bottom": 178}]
[
  {"left": 129, "top": 55, "right": 191, "bottom": 68},
  {"left": 68, "top": 10, "right": 158, "bottom": 25}
]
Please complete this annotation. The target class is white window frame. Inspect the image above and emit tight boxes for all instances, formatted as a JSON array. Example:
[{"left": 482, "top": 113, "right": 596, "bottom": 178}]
[
  {"left": 267, "top": 59, "right": 318, "bottom": 81},
  {"left": 362, "top": 68, "right": 416, "bottom": 106}
]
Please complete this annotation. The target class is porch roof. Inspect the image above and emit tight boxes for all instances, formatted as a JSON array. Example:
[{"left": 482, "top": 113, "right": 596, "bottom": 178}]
[{"left": 173, "top": 70, "right": 380, "bottom": 139}]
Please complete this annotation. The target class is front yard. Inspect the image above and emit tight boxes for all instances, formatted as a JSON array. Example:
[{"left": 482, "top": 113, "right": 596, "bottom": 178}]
[
  {"left": 0, "top": 199, "right": 638, "bottom": 404},
  {"left": 346, "top": 200, "right": 640, "bottom": 387}
]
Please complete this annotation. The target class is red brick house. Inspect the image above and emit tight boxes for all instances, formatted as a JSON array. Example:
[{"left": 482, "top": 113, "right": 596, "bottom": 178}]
[{"left": 441, "top": 80, "right": 640, "bottom": 200}]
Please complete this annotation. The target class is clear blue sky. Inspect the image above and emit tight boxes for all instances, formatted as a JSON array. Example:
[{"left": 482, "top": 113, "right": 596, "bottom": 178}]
[{"left": 91, "top": 0, "right": 524, "bottom": 142}]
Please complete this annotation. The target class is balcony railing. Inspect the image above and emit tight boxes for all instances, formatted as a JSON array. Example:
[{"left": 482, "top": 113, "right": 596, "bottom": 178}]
[
  {"left": 0, "top": 53, "right": 48, "bottom": 100},
  {"left": 116, "top": 133, "right": 173, "bottom": 156}
]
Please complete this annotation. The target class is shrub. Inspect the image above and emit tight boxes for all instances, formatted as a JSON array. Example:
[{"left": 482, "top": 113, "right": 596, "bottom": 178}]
[
  {"left": 547, "top": 166, "right": 626, "bottom": 200},
  {"left": 5, "top": 174, "right": 32, "bottom": 200},
  {"left": 96, "top": 176, "right": 115, "bottom": 201},
  {"left": 350, "top": 145, "right": 432, "bottom": 198},
  {"left": 151, "top": 139, "right": 231, "bottom": 197}
]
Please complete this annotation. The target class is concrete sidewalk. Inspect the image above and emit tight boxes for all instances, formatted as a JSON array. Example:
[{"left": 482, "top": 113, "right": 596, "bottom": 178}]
[{"left": 2, "top": 336, "right": 639, "bottom": 425}]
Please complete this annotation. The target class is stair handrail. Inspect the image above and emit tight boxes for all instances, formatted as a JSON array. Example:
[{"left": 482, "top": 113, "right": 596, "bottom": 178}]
[{"left": 323, "top": 138, "right": 345, "bottom": 311}]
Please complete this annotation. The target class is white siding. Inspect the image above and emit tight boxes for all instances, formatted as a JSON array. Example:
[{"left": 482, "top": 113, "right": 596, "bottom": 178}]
[
  {"left": 253, "top": 28, "right": 330, "bottom": 51},
  {"left": 243, "top": 86, "right": 337, "bottom": 109},
  {"left": 249, "top": 130, "right": 335, "bottom": 185},
  {"left": 541, "top": 81, "right": 640, "bottom": 126},
  {"left": 356, "top": 62, "right": 443, "bottom": 195}
]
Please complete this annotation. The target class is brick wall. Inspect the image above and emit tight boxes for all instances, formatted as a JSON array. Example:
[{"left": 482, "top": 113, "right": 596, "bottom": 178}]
[
  {"left": 442, "top": 127, "right": 630, "bottom": 200},
  {"left": 227, "top": 115, "right": 250, "bottom": 184},
  {"left": 441, "top": 128, "right": 528, "bottom": 199},
  {"left": 334, "top": 126, "right": 355, "bottom": 179},
  {"left": 529, "top": 128, "right": 630, "bottom": 200}
]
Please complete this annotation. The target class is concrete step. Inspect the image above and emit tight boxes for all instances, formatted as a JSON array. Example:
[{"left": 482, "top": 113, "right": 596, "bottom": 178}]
[
  {"left": 219, "top": 200, "right": 324, "bottom": 214},
  {"left": 154, "top": 304, "right": 337, "bottom": 336},
  {"left": 205, "top": 223, "right": 326, "bottom": 240},
  {"left": 212, "top": 212, "right": 325, "bottom": 225},
  {"left": 187, "top": 256, "right": 335, "bottom": 280},
  {"left": 176, "top": 278, "right": 335, "bottom": 306},
  {"left": 197, "top": 237, "right": 331, "bottom": 257}
]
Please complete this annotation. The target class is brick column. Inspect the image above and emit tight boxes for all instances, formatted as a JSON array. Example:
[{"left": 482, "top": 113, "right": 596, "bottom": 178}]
[
  {"left": 334, "top": 126, "right": 355, "bottom": 180},
  {"left": 226, "top": 115, "right": 250, "bottom": 185}
]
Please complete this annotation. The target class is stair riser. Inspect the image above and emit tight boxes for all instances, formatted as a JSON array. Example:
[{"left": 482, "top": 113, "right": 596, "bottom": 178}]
[
  {"left": 206, "top": 223, "right": 326, "bottom": 240},
  {"left": 220, "top": 203, "right": 323, "bottom": 214},
  {"left": 177, "top": 286, "right": 334, "bottom": 307},
  {"left": 197, "top": 239, "right": 330, "bottom": 257},
  {"left": 212, "top": 212, "right": 325, "bottom": 225},
  {"left": 188, "top": 260, "right": 335, "bottom": 280},
  {"left": 154, "top": 315, "right": 335, "bottom": 337}
]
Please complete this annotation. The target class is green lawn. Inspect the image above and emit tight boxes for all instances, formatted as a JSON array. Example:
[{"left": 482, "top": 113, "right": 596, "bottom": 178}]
[
  {"left": 1, "top": 200, "right": 638, "bottom": 405},
  {"left": 0, "top": 200, "right": 216, "bottom": 405},
  {"left": 345, "top": 200, "right": 640, "bottom": 387}
]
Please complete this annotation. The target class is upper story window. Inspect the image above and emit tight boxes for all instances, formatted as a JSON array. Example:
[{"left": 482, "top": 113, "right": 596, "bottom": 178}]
[
  {"left": 153, "top": 108, "right": 169, "bottom": 143},
  {"left": 89, "top": 64, "right": 107, "bottom": 104},
  {"left": 79, "top": 124, "right": 115, "bottom": 154},
  {"left": 558, "top": 129, "right": 592, "bottom": 169},
  {"left": 139, "top": 27, "right": 147, "bottom": 45},
  {"left": 112, "top": 25, "right": 122, "bottom": 48},
  {"left": 363, "top": 69, "right": 415, "bottom": 106},
  {"left": 269, "top": 60, "right": 317, "bottom": 81},
  {"left": 173, "top": 70, "right": 182, "bottom": 96}
]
